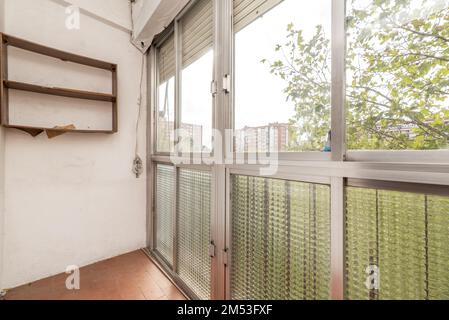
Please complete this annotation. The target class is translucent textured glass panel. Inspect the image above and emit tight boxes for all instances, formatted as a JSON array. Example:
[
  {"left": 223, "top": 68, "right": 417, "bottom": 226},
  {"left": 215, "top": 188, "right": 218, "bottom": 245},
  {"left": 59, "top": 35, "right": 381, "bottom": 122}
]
[
  {"left": 346, "top": 0, "right": 449, "bottom": 150},
  {"left": 428, "top": 196, "right": 449, "bottom": 299},
  {"left": 346, "top": 186, "right": 449, "bottom": 300},
  {"left": 231, "top": 175, "right": 331, "bottom": 300},
  {"left": 155, "top": 165, "right": 175, "bottom": 265},
  {"left": 234, "top": 0, "right": 331, "bottom": 152},
  {"left": 177, "top": 169, "right": 211, "bottom": 300}
]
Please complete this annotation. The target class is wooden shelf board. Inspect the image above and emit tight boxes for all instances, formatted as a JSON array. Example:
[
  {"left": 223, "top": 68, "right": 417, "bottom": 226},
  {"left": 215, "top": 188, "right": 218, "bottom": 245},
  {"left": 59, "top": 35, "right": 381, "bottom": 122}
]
[
  {"left": 1, "top": 33, "right": 116, "bottom": 71},
  {"left": 4, "top": 80, "right": 116, "bottom": 102},
  {"left": 4, "top": 124, "right": 114, "bottom": 134}
]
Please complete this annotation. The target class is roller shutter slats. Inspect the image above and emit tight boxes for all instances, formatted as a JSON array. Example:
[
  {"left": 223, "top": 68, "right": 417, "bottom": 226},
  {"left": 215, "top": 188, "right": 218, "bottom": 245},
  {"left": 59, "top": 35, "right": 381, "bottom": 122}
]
[
  {"left": 158, "top": 34, "right": 175, "bottom": 84},
  {"left": 233, "top": 0, "right": 283, "bottom": 33},
  {"left": 181, "top": 0, "right": 213, "bottom": 68}
]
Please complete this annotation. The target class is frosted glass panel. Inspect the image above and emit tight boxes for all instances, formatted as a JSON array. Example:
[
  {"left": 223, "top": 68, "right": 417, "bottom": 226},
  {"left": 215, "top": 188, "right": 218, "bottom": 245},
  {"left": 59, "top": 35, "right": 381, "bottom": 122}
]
[
  {"left": 155, "top": 165, "right": 175, "bottom": 265},
  {"left": 231, "top": 175, "right": 331, "bottom": 300},
  {"left": 177, "top": 169, "right": 211, "bottom": 300},
  {"left": 428, "top": 196, "right": 449, "bottom": 299},
  {"left": 346, "top": 186, "right": 449, "bottom": 300}
]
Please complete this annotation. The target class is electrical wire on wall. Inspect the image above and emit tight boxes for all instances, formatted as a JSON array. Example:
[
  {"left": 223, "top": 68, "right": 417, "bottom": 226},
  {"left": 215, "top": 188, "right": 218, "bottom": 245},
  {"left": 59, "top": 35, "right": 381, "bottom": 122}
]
[{"left": 130, "top": 0, "right": 144, "bottom": 178}]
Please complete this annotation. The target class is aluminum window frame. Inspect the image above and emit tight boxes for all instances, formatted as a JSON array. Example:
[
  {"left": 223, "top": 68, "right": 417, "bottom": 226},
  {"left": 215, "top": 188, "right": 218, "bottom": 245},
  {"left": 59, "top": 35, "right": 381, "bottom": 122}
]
[
  {"left": 147, "top": 0, "right": 449, "bottom": 301},
  {"left": 230, "top": 0, "right": 337, "bottom": 162}
]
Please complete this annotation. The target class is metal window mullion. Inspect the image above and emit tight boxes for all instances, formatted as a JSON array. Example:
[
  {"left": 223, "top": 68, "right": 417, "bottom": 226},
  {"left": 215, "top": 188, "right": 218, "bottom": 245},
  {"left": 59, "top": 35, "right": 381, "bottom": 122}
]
[
  {"left": 172, "top": 13, "right": 183, "bottom": 275},
  {"left": 147, "top": 48, "right": 157, "bottom": 250},
  {"left": 330, "top": 0, "right": 346, "bottom": 301},
  {"left": 372, "top": 189, "right": 379, "bottom": 300},
  {"left": 174, "top": 17, "right": 182, "bottom": 149},
  {"left": 211, "top": 0, "right": 220, "bottom": 288},
  {"left": 331, "top": 0, "right": 346, "bottom": 161},
  {"left": 150, "top": 162, "right": 157, "bottom": 251},
  {"left": 210, "top": 0, "right": 220, "bottom": 299},
  {"left": 149, "top": 47, "right": 157, "bottom": 158},
  {"left": 173, "top": 166, "right": 180, "bottom": 273},
  {"left": 330, "top": 176, "right": 345, "bottom": 300},
  {"left": 214, "top": 0, "right": 233, "bottom": 301},
  {"left": 211, "top": 165, "right": 226, "bottom": 300},
  {"left": 225, "top": 168, "right": 232, "bottom": 300}
]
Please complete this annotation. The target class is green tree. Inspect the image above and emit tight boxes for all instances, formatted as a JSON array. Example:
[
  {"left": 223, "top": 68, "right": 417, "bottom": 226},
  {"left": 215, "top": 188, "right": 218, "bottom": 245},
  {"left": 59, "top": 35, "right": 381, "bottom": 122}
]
[{"left": 266, "top": 0, "right": 449, "bottom": 151}]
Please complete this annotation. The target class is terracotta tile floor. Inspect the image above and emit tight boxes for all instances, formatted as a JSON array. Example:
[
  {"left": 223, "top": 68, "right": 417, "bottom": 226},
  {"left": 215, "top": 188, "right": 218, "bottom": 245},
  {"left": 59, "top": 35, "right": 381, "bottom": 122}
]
[{"left": 4, "top": 250, "right": 186, "bottom": 300}]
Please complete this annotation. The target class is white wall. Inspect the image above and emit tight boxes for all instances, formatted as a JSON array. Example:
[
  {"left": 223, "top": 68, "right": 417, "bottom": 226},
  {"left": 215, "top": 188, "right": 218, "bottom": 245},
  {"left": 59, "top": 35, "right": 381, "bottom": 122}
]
[
  {"left": 66, "top": 0, "right": 132, "bottom": 30},
  {"left": 1, "top": 0, "right": 147, "bottom": 289}
]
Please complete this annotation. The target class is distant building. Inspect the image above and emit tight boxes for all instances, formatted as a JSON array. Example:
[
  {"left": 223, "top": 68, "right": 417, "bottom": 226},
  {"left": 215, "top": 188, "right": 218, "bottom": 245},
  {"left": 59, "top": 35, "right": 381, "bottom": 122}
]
[
  {"left": 157, "top": 118, "right": 204, "bottom": 152},
  {"left": 381, "top": 119, "right": 449, "bottom": 140},
  {"left": 235, "top": 123, "right": 290, "bottom": 153}
]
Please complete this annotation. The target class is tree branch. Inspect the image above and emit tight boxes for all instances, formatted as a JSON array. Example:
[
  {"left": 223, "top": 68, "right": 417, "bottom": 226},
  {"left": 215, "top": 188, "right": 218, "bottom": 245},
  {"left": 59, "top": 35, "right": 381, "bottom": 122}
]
[{"left": 397, "top": 24, "right": 449, "bottom": 43}]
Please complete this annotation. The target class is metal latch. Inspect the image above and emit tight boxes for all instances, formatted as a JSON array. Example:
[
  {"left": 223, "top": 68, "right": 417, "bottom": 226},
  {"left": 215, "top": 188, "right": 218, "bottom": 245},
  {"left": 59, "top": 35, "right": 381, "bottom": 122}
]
[
  {"left": 223, "top": 74, "right": 231, "bottom": 94},
  {"left": 210, "top": 80, "right": 217, "bottom": 96},
  {"left": 223, "top": 248, "right": 229, "bottom": 266},
  {"left": 209, "top": 241, "right": 216, "bottom": 258}
]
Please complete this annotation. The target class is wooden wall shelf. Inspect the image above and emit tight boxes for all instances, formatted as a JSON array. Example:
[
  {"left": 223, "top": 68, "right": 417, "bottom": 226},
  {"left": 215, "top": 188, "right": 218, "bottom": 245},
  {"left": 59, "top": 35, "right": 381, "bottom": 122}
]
[
  {"left": 3, "top": 124, "right": 113, "bottom": 137},
  {"left": 4, "top": 81, "right": 117, "bottom": 102},
  {"left": 0, "top": 33, "right": 118, "bottom": 136}
]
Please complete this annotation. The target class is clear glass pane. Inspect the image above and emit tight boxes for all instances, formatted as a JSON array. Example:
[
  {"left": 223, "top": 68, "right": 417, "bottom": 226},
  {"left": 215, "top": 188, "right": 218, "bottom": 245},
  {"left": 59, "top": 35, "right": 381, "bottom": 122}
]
[
  {"left": 346, "top": 0, "right": 449, "bottom": 150},
  {"left": 180, "top": 51, "right": 214, "bottom": 153},
  {"left": 345, "top": 186, "right": 449, "bottom": 300},
  {"left": 231, "top": 175, "right": 331, "bottom": 300},
  {"left": 177, "top": 169, "right": 211, "bottom": 300},
  {"left": 157, "top": 78, "right": 175, "bottom": 153},
  {"left": 234, "top": 0, "right": 332, "bottom": 152},
  {"left": 155, "top": 164, "right": 175, "bottom": 265},
  {"left": 179, "top": 0, "right": 214, "bottom": 154}
]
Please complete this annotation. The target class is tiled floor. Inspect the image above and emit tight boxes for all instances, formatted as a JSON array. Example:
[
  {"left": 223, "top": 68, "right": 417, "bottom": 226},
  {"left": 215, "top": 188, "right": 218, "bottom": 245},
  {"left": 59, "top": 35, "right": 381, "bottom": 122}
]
[{"left": 4, "top": 250, "right": 186, "bottom": 300}]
